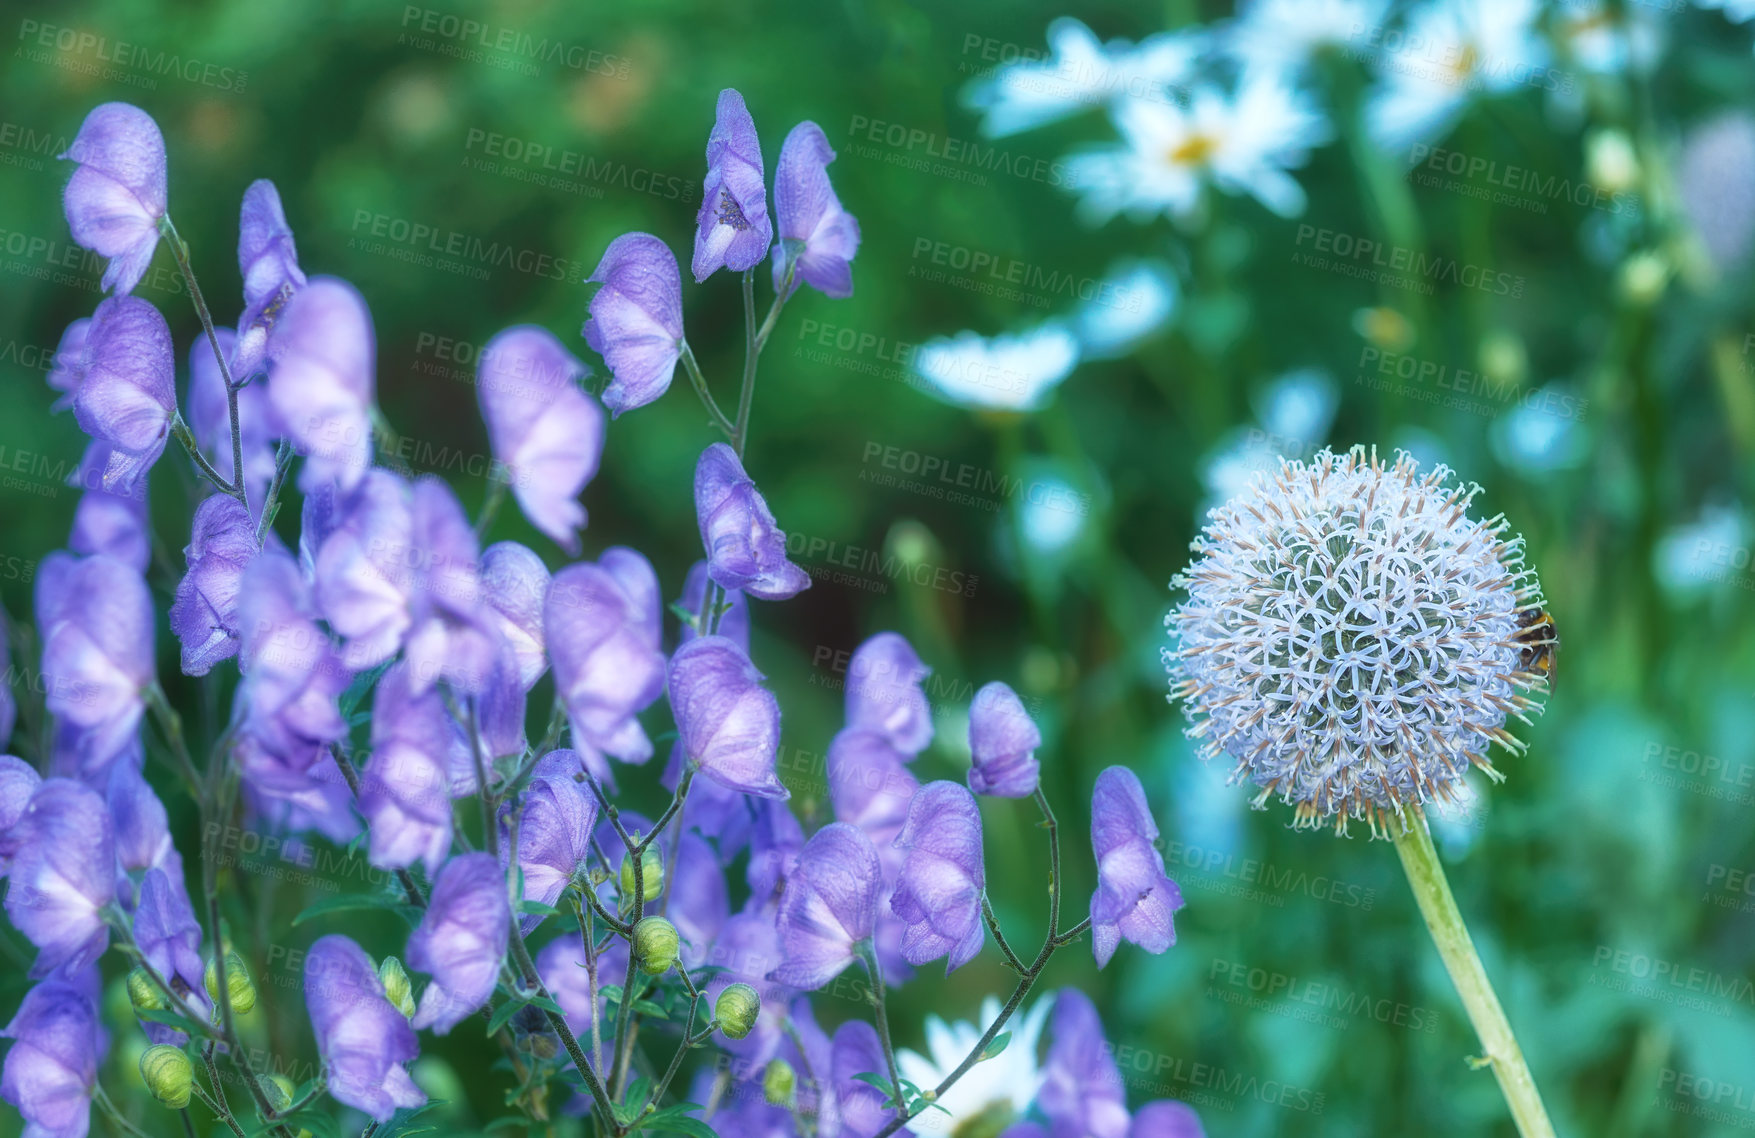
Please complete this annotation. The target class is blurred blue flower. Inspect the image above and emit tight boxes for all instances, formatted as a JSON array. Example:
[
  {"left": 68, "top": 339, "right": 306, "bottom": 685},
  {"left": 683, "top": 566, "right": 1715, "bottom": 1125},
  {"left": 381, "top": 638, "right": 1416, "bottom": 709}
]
[
  {"left": 1654, "top": 503, "right": 1745, "bottom": 596},
  {"left": 1490, "top": 388, "right": 1588, "bottom": 473},
  {"left": 1254, "top": 368, "right": 1337, "bottom": 441},
  {"left": 915, "top": 323, "right": 1080, "bottom": 411},
  {"left": 1019, "top": 472, "right": 1087, "bottom": 555},
  {"left": 1072, "top": 260, "right": 1177, "bottom": 358}
]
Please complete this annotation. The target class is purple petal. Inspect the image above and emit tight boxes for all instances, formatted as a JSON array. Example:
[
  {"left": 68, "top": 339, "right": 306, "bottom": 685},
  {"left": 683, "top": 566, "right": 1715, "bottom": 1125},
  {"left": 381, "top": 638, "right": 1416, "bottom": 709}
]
[
  {"left": 236, "top": 548, "right": 350, "bottom": 757},
  {"left": 68, "top": 443, "right": 150, "bottom": 572},
  {"left": 5, "top": 780, "right": 115, "bottom": 977},
  {"left": 701, "top": 911, "right": 790, "bottom": 1067},
  {"left": 772, "top": 822, "right": 880, "bottom": 990},
  {"left": 71, "top": 296, "right": 174, "bottom": 483},
  {"left": 669, "top": 831, "right": 730, "bottom": 969},
  {"left": 37, "top": 553, "right": 154, "bottom": 772},
  {"left": 513, "top": 773, "right": 598, "bottom": 927},
  {"left": 59, "top": 102, "right": 165, "bottom": 294},
  {"left": 583, "top": 232, "right": 683, "bottom": 416},
  {"left": 678, "top": 559, "right": 749, "bottom": 653},
  {"left": 313, "top": 469, "right": 413, "bottom": 671},
  {"left": 268, "top": 277, "right": 375, "bottom": 492},
  {"left": 169, "top": 495, "right": 258, "bottom": 676},
  {"left": 46, "top": 317, "right": 90, "bottom": 408},
  {"left": 478, "top": 326, "right": 602, "bottom": 551},
  {"left": 772, "top": 121, "right": 860, "bottom": 299},
  {"left": 539, "top": 932, "right": 628, "bottom": 1039},
  {"left": 1039, "top": 989, "right": 1130, "bottom": 1138},
  {"left": 408, "top": 852, "right": 509, "bottom": 1033},
  {"left": 304, "top": 935, "right": 426, "bottom": 1121},
  {"left": 827, "top": 728, "right": 918, "bottom": 846},
  {"left": 889, "top": 781, "right": 985, "bottom": 973},
  {"left": 832, "top": 1020, "right": 900, "bottom": 1138},
  {"left": 968, "top": 682, "right": 1041, "bottom": 798},
  {"left": 693, "top": 89, "right": 773, "bottom": 281},
  {"left": 132, "top": 866, "right": 209, "bottom": 1027},
  {"left": 669, "top": 636, "right": 787, "bottom": 800},
  {"left": 402, "top": 477, "right": 500, "bottom": 695},
  {"left": 106, "top": 759, "right": 170, "bottom": 872},
  {"left": 844, "top": 633, "right": 933, "bottom": 757},
  {"left": 1088, "top": 766, "right": 1183, "bottom": 968},
  {"left": 0, "top": 756, "right": 43, "bottom": 870},
  {"left": 360, "top": 664, "right": 464, "bottom": 874},
  {"left": 480, "top": 542, "right": 551, "bottom": 689},
  {"left": 694, "top": 443, "right": 810, "bottom": 601},
  {"left": 1, "top": 976, "right": 101, "bottom": 1138},
  {"left": 1130, "top": 1101, "right": 1206, "bottom": 1138},
  {"left": 234, "top": 179, "right": 306, "bottom": 379},
  {"left": 189, "top": 327, "right": 277, "bottom": 499},
  {"left": 545, "top": 551, "right": 667, "bottom": 768}
]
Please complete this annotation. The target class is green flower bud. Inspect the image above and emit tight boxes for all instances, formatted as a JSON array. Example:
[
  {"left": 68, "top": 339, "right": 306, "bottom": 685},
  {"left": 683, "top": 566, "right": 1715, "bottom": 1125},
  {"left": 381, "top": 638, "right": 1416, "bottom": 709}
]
[
  {"left": 259, "top": 1073, "right": 293, "bottom": 1113},
  {"left": 762, "top": 1058, "right": 796, "bottom": 1106},
  {"left": 205, "top": 950, "right": 256, "bottom": 1015},
  {"left": 139, "top": 1044, "right": 194, "bottom": 1109},
  {"left": 633, "top": 916, "right": 679, "bottom": 975},
  {"left": 620, "top": 846, "right": 664, "bottom": 902},
  {"left": 126, "top": 968, "right": 166, "bottom": 1014},
  {"left": 716, "top": 982, "right": 761, "bottom": 1040},
  {"left": 378, "top": 955, "right": 416, "bottom": 1019}
]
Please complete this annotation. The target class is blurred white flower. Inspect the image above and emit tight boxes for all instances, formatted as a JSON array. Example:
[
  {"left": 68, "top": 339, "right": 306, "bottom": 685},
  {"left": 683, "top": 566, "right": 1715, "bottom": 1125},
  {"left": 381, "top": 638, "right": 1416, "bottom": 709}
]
[
  {"left": 1490, "top": 387, "right": 1589, "bottom": 473},
  {"left": 1553, "top": 0, "right": 1666, "bottom": 77},
  {"left": 1364, "top": 0, "right": 1550, "bottom": 155},
  {"left": 963, "top": 17, "right": 1206, "bottom": 139},
  {"left": 1017, "top": 471, "right": 1086, "bottom": 555},
  {"left": 1255, "top": 368, "right": 1338, "bottom": 441},
  {"left": 1067, "top": 72, "right": 1330, "bottom": 226},
  {"left": 1226, "top": 0, "right": 1391, "bottom": 78},
  {"left": 1072, "top": 260, "right": 1178, "bottom": 357},
  {"left": 1694, "top": 0, "right": 1755, "bottom": 25},
  {"left": 897, "top": 996, "right": 1049, "bottom": 1137},
  {"left": 1654, "top": 503, "right": 1746, "bottom": 595},
  {"left": 914, "top": 323, "right": 1080, "bottom": 411},
  {"left": 1679, "top": 113, "right": 1755, "bottom": 271}
]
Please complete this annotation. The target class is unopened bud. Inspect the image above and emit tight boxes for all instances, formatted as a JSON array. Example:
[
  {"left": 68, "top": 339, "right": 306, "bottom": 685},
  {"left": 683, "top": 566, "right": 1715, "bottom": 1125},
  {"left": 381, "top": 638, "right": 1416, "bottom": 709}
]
[
  {"left": 139, "top": 1044, "right": 194, "bottom": 1109},
  {"left": 763, "top": 1058, "right": 796, "bottom": 1106},
  {"left": 205, "top": 951, "right": 256, "bottom": 1015},
  {"left": 620, "top": 847, "right": 664, "bottom": 902},
  {"left": 633, "top": 916, "right": 679, "bottom": 975},
  {"left": 716, "top": 982, "right": 761, "bottom": 1039},
  {"left": 378, "top": 956, "right": 416, "bottom": 1019},
  {"left": 259, "top": 1073, "right": 292, "bottom": 1113},
  {"left": 126, "top": 968, "right": 165, "bottom": 1014}
]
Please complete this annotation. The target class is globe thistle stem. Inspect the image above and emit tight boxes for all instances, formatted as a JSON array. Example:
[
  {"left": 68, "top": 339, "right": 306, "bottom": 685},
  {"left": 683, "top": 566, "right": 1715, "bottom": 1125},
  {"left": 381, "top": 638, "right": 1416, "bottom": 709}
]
[{"left": 1391, "top": 813, "right": 1556, "bottom": 1138}]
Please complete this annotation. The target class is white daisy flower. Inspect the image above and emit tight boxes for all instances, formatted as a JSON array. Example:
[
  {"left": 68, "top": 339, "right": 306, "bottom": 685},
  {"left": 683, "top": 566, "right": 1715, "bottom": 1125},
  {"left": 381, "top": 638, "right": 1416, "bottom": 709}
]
[
  {"left": 1226, "top": 0, "right": 1392, "bottom": 77},
  {"left": 914, "top": 323, "right": 1080, "bottom": 412},
  {"left": 895, "top": 996, "right": 1051, "bottom": 1138}
]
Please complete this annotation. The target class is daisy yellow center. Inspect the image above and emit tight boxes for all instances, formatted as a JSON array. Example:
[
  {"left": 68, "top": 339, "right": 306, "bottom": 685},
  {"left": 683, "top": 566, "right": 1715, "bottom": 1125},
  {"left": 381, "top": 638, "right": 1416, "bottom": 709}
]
[
  {"left": 1167, "top": 133, "right": 1219, "bottom": 168},
  {"left": 951, "top": 1097, "right": 1016, "bottom": 1138},
  {"left": 1448, "top": 43, "right": 1480, "bottom": 85}
]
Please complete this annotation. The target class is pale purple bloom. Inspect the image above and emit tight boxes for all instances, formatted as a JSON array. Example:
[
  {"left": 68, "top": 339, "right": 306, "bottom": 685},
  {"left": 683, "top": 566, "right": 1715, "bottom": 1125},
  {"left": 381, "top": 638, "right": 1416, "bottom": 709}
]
[
  {"left": 106, "top": 759, "right": 171, "bottom": 873},
  {"left": 1130, "top": 1101, "right": 1206, "bottom": 1138},
  {"left": 772, "top": 121, "right": 860, "bottom": 299},
  {"left": 968, "top": 682, "right": 1041, "bottom": 798},
  {"left": 669, "top": 636, "right": 788, "bottom": 800},
  {"left": 268, "top": 276, "right": 376, "bottom": 492},
  {"left": 407, "top": 852, "right": 509, "bottom": 1033},
  {"left": 233, "top": 179, "right": 306, "bottom": 379},
  {"left": 169, "top": 495, "right": 257, "bottom": 676},
  {"left": 0, "top": 756, "right": 43, "bottom": 870},
  {"left": 59, "top": 102, "right": 165, "bottom": 295},
  {"left": 745, "top": 796, "right": 804, "bottom": 906},
  {"left": 190, "top": 326, "right": 277, "bottom": 501},
  {"left": 234, "top": 740, "right": 358, "bottom": 846},
  {"left": 772, "top": 822, "right": 881, "bottom": 990},
  {"left": 1, "top": 975, "right": 101, "bottom": 1138},
  {"left": 314, "top": 471, "right": 500, "bottom": 692},
  {"left": 360, "top": 663, "right": 466, "bottom": 873},
  {"left": 1039, "top": 988, "right": 1130, "bottom": 1138},
  {"left": 304, "top": 935, "right": 426, "bottom": 1121},
  {"left": 693, "top": 89, "right": 773, "bottom": 281},
  {"left": 670, "top": 831, "right": 730, "bottom": 969},
  {"left": 480, "top": 542, "right": 551, "bottom": 689},
  {"left": 477, "top": 650, "right": 527, "bottom": 761},
  {"left": 68, "top": 296, "right": 174, "bottom": 487},
  {"left": 132, "top": 866, "right": 210, "bottom": 1036},
  {"left": 833, "top": 1020, "right": 901, "bottom": 1138},
  {"left": 889, "top": 781, "right": 985, "bottom": 973},
  {"left": 781, "top": 998, "right": 839, "bottom": 1130},
  {"left": 478, "top": 326, "right": 604, "bottom": 551},
  {"left": 68, "top": 443, "right": 149, "bottom": 572},
  {"left": 45, "top": 317, "right": 90, "bottom": 409},
  {"left": 679, "top": 559, "right": 748, "bottom": 652},
  {"left": 37, "top": 553, "right": 154, "bottom": 773},
  {"left": 1089, "top": 767, "right": 1183, "bottom": 968},
  {"left": 512, "top": 769, "right": 598, "bottom": 928},
  {"left": 845, "top": 633, "right": 933, "bottom": 757},
  {"left": 545, "top": 548, "right": 667, "bottom": 778},
  {"left": 695, "top": 443, "right": 810, "bottom": 601},
  {"left": 5, "top": 780, "right": 115, "bottom": 977},
  {"left": 583, "top": 233, "right": 684, "bottom": 417},
  {"left": 827, "top": 728, "right": 918, "bottom": 847}
]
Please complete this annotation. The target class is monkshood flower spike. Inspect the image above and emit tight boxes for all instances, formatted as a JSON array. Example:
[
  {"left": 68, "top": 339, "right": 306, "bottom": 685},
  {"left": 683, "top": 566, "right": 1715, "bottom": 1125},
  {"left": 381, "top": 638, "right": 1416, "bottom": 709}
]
[{"left": 1166, "top": 446, "right": 1557, "bottom": 1138}]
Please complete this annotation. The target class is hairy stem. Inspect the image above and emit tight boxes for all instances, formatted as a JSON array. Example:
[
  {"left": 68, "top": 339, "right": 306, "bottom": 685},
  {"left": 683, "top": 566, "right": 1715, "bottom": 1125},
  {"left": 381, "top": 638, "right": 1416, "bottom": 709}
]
[
  {"left": 855, "top": 942, "right": 903, "bottom": 1120},
  {"left": 158, "top": 214, "right": 247, "bottom": 507},
  {"left": 1391, "top": 813, "right": 1556, "bottom": 1138},
  {"left": 679, "top": 340, "right": 737, "bottom": 438}
]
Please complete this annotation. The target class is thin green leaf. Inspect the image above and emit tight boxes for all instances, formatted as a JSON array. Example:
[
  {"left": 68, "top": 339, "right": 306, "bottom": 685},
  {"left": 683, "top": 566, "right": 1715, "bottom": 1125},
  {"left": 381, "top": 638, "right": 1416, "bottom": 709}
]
[
  {"left": 486, "top": 997, "right": 530, "bottom": 1037},
  {"left": 291, "top": 891, "right": 417, "bottom": 928},
  {"left": 977, "top": 1031, "right": 1012, "bottom": 1062}
]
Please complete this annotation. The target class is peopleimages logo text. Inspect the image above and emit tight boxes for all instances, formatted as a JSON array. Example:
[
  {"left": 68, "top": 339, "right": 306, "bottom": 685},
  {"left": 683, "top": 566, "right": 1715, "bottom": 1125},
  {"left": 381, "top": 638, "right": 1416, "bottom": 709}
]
[{"left": 1294, "top": 225, "right": 1524, "bottom": 297}]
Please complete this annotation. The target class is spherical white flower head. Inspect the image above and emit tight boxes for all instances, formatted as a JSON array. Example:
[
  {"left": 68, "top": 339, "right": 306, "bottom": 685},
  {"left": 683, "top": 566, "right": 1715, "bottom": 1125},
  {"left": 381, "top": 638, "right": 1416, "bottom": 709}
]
[{"left": 1164, "top": 447, "right": 1549, "bottom": 834}]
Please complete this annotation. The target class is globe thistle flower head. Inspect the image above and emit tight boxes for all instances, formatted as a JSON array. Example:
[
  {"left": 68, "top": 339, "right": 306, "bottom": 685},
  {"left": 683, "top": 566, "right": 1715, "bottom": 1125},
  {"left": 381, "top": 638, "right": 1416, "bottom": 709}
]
[{"left": 1165, "top": 447, "right": 1549, "bottom": 835}]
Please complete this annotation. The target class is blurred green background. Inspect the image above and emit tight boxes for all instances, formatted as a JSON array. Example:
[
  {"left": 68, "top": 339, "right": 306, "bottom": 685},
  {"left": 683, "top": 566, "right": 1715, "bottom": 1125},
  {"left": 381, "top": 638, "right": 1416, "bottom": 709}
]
[{"left": 3, "top": 0, "right": 1755, "bottom": 1135}]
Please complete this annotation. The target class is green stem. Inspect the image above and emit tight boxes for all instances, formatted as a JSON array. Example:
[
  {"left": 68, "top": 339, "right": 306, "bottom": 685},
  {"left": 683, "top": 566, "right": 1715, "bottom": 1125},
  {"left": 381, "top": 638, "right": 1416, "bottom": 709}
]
[
  {"left": 254, "top": 441, "right": 295, "bottom": 545},
  {"left": 1390, "top": 813, "right": 1556, "bottom": 1138},
  {"left": 507, "top": 928, "right": 617, "bottom": 1130},
  {"left": 169, "top": 413, "right": 243, "bottom": 503},
  {"left": 475, "top": 476, "right": 508, "bottom": 538},
  {"left": 158, "top": 214, "right": 247, "bottom": 507},
  {"left": 855, "top": 942, "right": 904, "bottom": 1121},
  {"left": 1032, "top": 787, "right": 1062, "bottom": 937},
  {"left": 981, "top": 896, "right": 1028, "bottom": 974},
  {"left": 679, "top": 341, "right": 737, "bottom": 439},
  {"left": 93, "top": 1083, "right": 157, "bottom": 1138},
  {"left": 187, "top": 1083, "right": 249, "bottom": 1138}
]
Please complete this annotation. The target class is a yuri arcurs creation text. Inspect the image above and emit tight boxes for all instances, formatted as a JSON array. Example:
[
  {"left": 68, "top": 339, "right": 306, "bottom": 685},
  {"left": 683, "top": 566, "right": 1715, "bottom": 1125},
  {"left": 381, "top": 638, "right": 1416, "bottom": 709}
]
[{"left": 0, "top": 91, "right": 1205, "bottom": 1138}]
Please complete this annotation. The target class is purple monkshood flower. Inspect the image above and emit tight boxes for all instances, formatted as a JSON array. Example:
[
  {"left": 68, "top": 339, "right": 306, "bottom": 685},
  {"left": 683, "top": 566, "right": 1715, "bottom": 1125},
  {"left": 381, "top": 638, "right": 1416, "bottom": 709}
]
[
  {"left": 511, "top": 768, "right": 598, "bottom": 929},
  {"left": 679, "top": 559, "right": 749, "bottom": 652},
  {"left": 772, "top": 822, "right": 882, "bottom": 990},
  {"left": 669, "top": 636, "right": 789, "bottom": 800},
  {"left": 68, "top": 442, "right": 150, "bottom": 572},
  {"left": 583, "top": 233, "right": 684, "bottom": 417},
  {"left": 833, "top": 1020, "right": 907, "bottom": 1138},
  {"left": 304, "top": 935, "right": 426, "bottom": 1121},
  {"left": 59, "top": 102, "right": 165, "bottom": 295},
  {"left": 107, "top": 759, "right": 171, "bottom": 873},
  {"left": 968, "top": 681, "right": 1042, "bottom": 798},
  {"left": 169, "top": 495, "right": 258, "bottom": 676},
  {"left": 1038, "top": 988, "right": 1132, "bottom": 1138},
  {"left": 68, "top": 296, "right": 175, "bottom": 488},
  {"left": 670, "top": 832, "right": 731, "bottom": 969},
  {"left": 477, "top": 649, "right": 527, "bottom": 761},
  {"left": 233, "top": 179, "right": 307, "bottom": 380},
  {"left": 772, "top": 121, "right": 861, "bottom": 299},
  {"left": 360, "top": 663, "right": 467, "bottom": 874},
  {"left": 190, "top": 327, "right": 277, "bottom": 501},
  {"left": 889, "top": 781, "right": 986, "bottom": 973},
  {"left": 545, "top": 547, "right": 667, "bottom": 780},
  {"left": 37, "top": 552, "right": 154, "bottom": 774},
  {"left": 132, "top": 866, "right": 210, "bottom": 1038},
  {"left": 0, "top": 756, "right": 43, "bottom": 870},
  {"left": 478, "top": 325, "right": 604, "bottom": 552},
  {"left": 693, "top": 89, "right": 773, "bottom": 282},
  {"left": 695, "top": 443, "right": 810, "bottom": 601},
  {"left": 845, "top": 632, "right": 933, "bottom": 757},
  {"left": 1, "top": 974, "right": 103, "bottom": 1138},
  {"left": 1089, "top": 767, "right": 1184, "bottom": 968},
  {"left": 481, "top": 542, "right": 551, "bottom": 690},
  {"left": 828, "top": 728, "right": 918, "bottom": 847},
  {"left": 745, "top": 796, "right": 804, "bottom": 906},
  {"left": 407, "top": 852, "right": 510, "bottom": 1033},
  {"left": 46, "top": 317, "right": 90, "bottom": 409},
  {"left": 1129, "top": 1101, "right": 1206, "bottom": 1138},
  {"left": 5, "top": 780, "right": 115, "bottom": 977},
  {"left": 267, "top": 276, "right": 376, "bottom": 492},
  {"left": 314, "top": 470, "right": 500, "bottom": 692}
]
